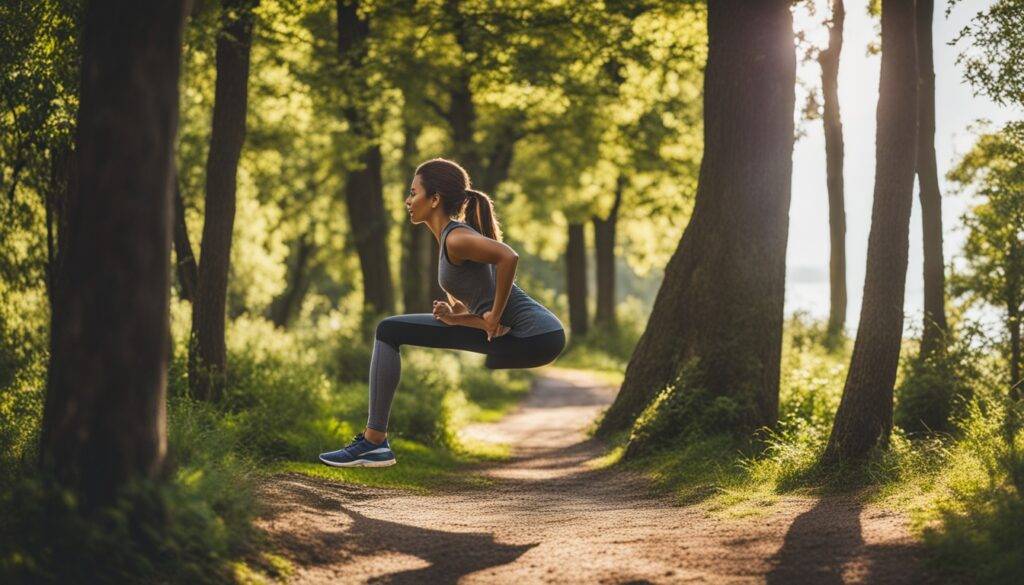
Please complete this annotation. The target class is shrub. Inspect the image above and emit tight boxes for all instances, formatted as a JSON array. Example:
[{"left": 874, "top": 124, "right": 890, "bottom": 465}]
[{"left": 895, "top": 322, "right": 990, "bottom": 435}]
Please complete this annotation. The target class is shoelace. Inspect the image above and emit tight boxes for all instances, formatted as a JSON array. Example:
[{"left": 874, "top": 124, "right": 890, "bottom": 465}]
[{"left": 341, "top": 433, "right": 366, "bottom": 455}]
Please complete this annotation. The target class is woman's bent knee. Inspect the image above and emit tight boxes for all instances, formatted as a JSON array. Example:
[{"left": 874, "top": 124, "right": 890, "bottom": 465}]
[{"left": 375, "top": 317, "right": 401, "bottom": 348}]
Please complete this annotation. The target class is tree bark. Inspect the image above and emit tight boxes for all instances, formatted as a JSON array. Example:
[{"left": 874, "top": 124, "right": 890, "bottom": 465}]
[
  {"left": 337, "top": 0, "right": 395, "bottom": 320},
  {"left": 596, "top": 0, "right": 795, "bottom": 438},
  {"left": 173, "top": 176, "right": 199, "bottom": 304},
  {"left": 429, "top": 237, "right": 445, "bottom": 303},
  {"left": 400, "top": 120, "right": 433, "bottom": 313},
  {"left": 190, "top": 0, "right": 256, "bottom": 402},
  {"left": 566, "top": 222, "right": 589, "bottom": 338},
  {"left": 44, "top": 140, "right": 72, "bottom": 304},
  {"left": 1009, "top": 237, "right": 1022, "bottom": 400},
  {"left": 822, "top": 0, "right": 918, "bottom": 465},
  {"left": 916, "top": 0, "right": 948, "bottom": 358},
  {"left": 269, "top": 231, "right": 318, "bottom": 328},
  {"left": 39, "top": 0, "right": 188, "bottom": 509},
  {"left": 449, "top": 69, "right": 482, "bottom": 181},
  {"left": 820, "top": 0, "right": 847, "bottom": 342},
  {"left": 593, "top": 175, "right": 624, "bottom": 330}
]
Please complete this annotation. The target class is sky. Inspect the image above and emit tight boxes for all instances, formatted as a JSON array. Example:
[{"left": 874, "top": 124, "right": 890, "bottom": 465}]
[{"left": 784, "top": 0, "right": 1022, "bottom": 335}]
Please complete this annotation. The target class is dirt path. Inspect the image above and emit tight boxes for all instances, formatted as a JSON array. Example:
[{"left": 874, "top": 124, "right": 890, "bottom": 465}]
[{"left": 256, "top": 368, "right": 933, "bottom": 584}]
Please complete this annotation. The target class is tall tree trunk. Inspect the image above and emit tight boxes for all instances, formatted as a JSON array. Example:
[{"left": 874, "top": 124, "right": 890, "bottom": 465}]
[
  {"left": 596, "top": 0, "right": 795, "bottom": 438},
  {"left": 402, "top": 224, "right": 433, "bottom": 312},
  {"left": 39, "top": 0, "right": 187, "bottom": 509},
  {"left": 821, "top": 0, "right": 847, "bottom": 343},
  {"left": 429, "top": 237, "right": 445, "bottom": 303},
  {"left": 916, "top": 0, "right": 948, "bottom": 357},
  {"left": 1009, "top": 238, "right": 1022, "bottom": 400},
  {"left": 478, "top": 115, "right": 523, "bottom": 193},
  {"left": 1010, "top": 303, "right": 1021, "bottom": 399},
  {"left": 173, "top": 175, "right": 199, "bottom": 304},
  {"left": 269, "top": 231, "right": 318, "bottom": 328},
  {"left": 822, "top": 0, "right": 918, "bottom": 465},
  {"left": 400, "top": 120, "right": 433, "bottom": 313},
  {"left": 44, "top": 140, "right": 72, "bottom": 304},
  {"left": 443, "top": 0, "right": 482, "bottom": 181},
  {"left": 337, "top": 0, "right": 395, "bottom": 321},
  {"left": 190, "top": 0, "right": 256, "bottom": 402},
  {"left": 449, "top": 70, "right": 482, "bottom": 181},
  {"left": 566, "top": 222, "right": 589, "bottom": 338},
  {"left": 593, "top": 175, "right": 624, "bottom": 330}
]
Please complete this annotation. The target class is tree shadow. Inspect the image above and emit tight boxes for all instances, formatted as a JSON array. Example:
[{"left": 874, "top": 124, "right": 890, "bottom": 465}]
[
  {"left": 767, "top": 497, "right": 931, "bottom": 584},
  {"left": 263, "top": 475, "right": 538, "bottom": 584}
]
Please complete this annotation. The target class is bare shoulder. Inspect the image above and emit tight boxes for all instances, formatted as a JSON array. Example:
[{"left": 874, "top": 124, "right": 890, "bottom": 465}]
[{"left": 446, "top": 227, "right": 518, "bottom": 265}]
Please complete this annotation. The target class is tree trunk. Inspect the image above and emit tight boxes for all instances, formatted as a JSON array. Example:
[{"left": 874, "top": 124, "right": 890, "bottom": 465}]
[
  {"left": 479, "top": 115, "right": 523, "bottom": 193},
  {"left": 449, "top": 70, "right": 482, "bottom": 182},
  {"left": 1010, "top": 303, "right": 1021, "bottom": 399},
  {"left": 821, "top": 0, "right": 847, "bottom": 343},
  {"left": 1009, "top": 238, "right": 1022, "bottom": 400},
  {"left": 400, "top": 121, "right": 433, "bottom": 313},
  {"left": 822, "top": 0, "right": 918, "bottom": 465},
  {"left": 338, "top": 0, "right": 395, "bottom": 321},
  {"left": 269, "top": 231, "right": 318, "bottom": 328},
  {"left": 596, "top": 0, "right": 795, "bottom": 438},
  {"left": 429, "top": 236, "right": 445, "bottom": 303},
  {"left": 916, "top": 0, "right": 948, "bottom": 358},
  {"left": 173, "top": 175, "right": 199, "bottom": 304},
  {"left": 44, "top": 140, "right": 72, "bottom": 304},
  {"left": 593, "top": 175, "right": 624, "bottom": 330},
  {"left": 39, "top": 0, "right": 187, "bottom": 510},
  {"left": 566, "top": 222, "right": 589, "bottom": 338},
  {"left": 402, "top": 225, "right": 433, "bottom": 312},
  {"left": 190, "top": 0, "right": 256, "bottom": 402}
]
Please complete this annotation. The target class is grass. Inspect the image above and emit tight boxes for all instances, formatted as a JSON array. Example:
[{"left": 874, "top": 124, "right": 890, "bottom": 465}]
[
  {"left": 273, "top": 436, "right": 511, "bottom": 493},
  {"left": 586, "top": 315, "right": 1024, "bottom": 583}
]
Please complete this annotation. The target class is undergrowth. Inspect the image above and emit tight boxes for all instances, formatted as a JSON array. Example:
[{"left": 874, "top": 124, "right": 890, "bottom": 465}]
[
  {"left": 599, "top": 313, "right": 1024, "bottom": 583},
  {"left": 0, "top": 299, "right": 537, "bottom": 583}
]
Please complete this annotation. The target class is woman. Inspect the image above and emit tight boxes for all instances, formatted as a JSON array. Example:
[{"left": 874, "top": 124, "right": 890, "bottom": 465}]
[{"left": 319, "top": 158, "right": 566, "bottom": 468}]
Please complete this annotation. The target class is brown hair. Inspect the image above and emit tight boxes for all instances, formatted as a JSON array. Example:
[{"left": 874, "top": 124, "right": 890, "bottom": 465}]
[{"left": 414, "top": 158, "right": 503, "bottom": 241}]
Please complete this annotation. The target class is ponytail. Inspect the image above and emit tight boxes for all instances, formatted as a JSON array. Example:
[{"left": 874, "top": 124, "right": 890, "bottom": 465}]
[{"left": 462, "top": 188, "right": 503, "bottom": 242}]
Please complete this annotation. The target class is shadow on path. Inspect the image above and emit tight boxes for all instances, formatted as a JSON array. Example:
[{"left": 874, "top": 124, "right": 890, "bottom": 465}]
[
  {"left": 263, "top": 475, "right": 538, "bottom": 584},
  {"left": 767, "top": 497, "right": 931, "bottom": 584}
]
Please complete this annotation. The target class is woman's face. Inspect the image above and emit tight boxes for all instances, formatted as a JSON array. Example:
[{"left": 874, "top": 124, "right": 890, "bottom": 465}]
[{"left": 405, "top": 174, "right": 435, "bottom": 224}]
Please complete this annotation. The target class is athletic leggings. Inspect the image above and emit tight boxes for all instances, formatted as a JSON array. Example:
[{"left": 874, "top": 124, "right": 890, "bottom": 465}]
[{"left": 366, "top": 313, "right": 566, "bottom": 432}]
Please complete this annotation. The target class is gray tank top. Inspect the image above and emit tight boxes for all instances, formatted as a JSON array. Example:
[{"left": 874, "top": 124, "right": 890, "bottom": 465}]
[{"left": 438, "top": 220, "right": 564, "bottom": 338}]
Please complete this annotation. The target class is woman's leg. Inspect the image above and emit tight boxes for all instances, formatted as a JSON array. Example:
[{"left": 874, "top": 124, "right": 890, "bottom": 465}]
[{"left": 365, "top": 314, "right": 563, "bottom": 436}]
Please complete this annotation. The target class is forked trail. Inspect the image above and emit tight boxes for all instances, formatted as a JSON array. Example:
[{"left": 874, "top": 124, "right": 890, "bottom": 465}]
[{"left": 257, "top": 368, "right": 932, "bottom": 584}]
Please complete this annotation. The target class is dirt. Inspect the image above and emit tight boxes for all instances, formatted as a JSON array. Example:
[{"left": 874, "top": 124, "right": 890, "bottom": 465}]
[{"left": 255, "top": 368, "right": 934, "bottom": 584}]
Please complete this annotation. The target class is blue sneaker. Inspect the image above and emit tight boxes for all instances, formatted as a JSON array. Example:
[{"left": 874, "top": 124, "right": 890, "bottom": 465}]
[{"left": 319, "top": 433, "right": 397, "bottom": 468}]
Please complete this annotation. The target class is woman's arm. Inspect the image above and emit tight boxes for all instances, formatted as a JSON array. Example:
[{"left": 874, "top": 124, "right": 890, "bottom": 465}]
[
  {"left": 445, "top": 229, "right": 519, "bottom": 336},
  {"left": 446, "top": 292, "right": 470, "bottom": 315},
  {"left": 435, "top": 307, "right": 511, "bottom": 337}
]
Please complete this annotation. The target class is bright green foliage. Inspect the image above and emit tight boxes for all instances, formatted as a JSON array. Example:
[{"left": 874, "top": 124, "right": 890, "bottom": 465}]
[
  {"left": 946, "top": 124, "right": 1024, "bottom": 385},
  {"left": 950, "top": 0, "right": 1024, "bottom": 108},
  {"left": 918, "top": 398, "right": 1024, "bottom": 584},
  {"left": 894, "top": 320, "right": 989, "bottom": 434}
]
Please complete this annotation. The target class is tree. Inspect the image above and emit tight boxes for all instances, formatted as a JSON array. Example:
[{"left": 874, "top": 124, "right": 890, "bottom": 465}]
[
  {"left": 39, "top": 0, "right": 188, "bottom": 508},
  {"left": 822, "top": 0, "right": 918, "bottom": 465},
  {"left": 917, "top": 0, "right": 948, "bottom": 357},
  {"left": 566, "top": 221, "right": 589, "bottom": 338},
  {"left": 190, "top": 0, "right": 258, "bottom": 401},
  {"left": 593, "top": 175, "right": 624, "bottom": 329},
  {"left": 947, "top": 125, "right": 1024, "bottom": 395},
  {"left": 819, "top": 0, "right": 847, "bottom": 343},
  {"left": 337, "top": 0, "right": 395, "bottom": 322},
  {"left": 596, "top": 0, "right": 796, "bottom": 442},
  {"left": 173, "top": 175, "right": 199, "bottom": 304}
]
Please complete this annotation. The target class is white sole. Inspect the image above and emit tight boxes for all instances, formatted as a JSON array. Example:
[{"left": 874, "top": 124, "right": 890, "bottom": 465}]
[{"left": 319, "top": 455, "right": 397, "bottom": 468}]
